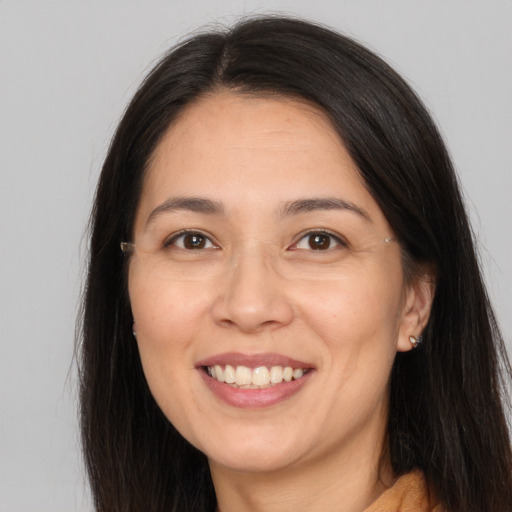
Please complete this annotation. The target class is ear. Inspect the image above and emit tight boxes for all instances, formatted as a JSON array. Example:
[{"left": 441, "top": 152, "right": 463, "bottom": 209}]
[{"left": 396, "top": 273, "right": 435, "bottom": 352}]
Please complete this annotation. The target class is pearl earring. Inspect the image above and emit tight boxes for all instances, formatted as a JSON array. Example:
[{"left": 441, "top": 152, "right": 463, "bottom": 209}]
[{"left": 409, "top": 335, "right": 422, "bottom": 348}]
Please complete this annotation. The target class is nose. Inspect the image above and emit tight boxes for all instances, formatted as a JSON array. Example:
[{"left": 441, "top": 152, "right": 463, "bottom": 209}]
[{"left": 211, "top": 249, "right": 294, "bottom": 333}]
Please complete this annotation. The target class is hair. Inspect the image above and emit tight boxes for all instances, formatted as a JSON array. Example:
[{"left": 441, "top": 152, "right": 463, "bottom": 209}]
[{"left": 78, "top": 15, "right": 512, "bottom": 512}]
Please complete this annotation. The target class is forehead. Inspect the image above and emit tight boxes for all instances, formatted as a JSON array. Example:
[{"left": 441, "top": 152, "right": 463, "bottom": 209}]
[
  {"left": 137, "top": 92, "right": 386, "bottom": 228},
  {"left": 160, "top": 92, "right": 342, "bottom": 150}
]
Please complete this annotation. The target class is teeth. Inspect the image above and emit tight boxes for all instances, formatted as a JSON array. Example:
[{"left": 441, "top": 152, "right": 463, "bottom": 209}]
[
  {"left": 252, "top": 366, "right": 270, "bottom": 386},
  {"left": 214, "top": 365, "right": 224, "bottom": 382},
  {"left": 224, "top": 365, "right": 235, "bottom": 384},
  {"left": 270, "top": 366, "right": 283, "bottom": 383},
  {"left": 206, "top": 364, "right": 308, "bottom": 388},
  {"left": 235, "top": 365, "right": 252, "bottom": 385},
  {"left": 292, "top": 368, "right": 304, "bottom": 379}
]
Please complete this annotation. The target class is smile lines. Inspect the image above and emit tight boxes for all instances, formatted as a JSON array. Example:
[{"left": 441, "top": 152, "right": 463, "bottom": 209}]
[{"left": 206, "top": 364, "right": 309, "bottom": 389}]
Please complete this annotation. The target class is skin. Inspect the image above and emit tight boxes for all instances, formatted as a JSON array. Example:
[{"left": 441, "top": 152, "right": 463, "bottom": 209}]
[{"left": 128, "top": 92, "right": 433, "bottom": 512}]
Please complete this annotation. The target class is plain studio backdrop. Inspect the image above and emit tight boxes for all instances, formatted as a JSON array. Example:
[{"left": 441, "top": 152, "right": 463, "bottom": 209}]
[{"left": 0, "top": 1, "right": 510, "bottom": 511}]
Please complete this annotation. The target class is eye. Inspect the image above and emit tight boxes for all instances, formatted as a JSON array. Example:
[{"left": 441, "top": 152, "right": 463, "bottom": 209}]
[
  {"left": 291, "top": 231, "right": 347, "bottom": 251},
  {"left": 164, "top": 231, "right": 218, "bottom": 250}
]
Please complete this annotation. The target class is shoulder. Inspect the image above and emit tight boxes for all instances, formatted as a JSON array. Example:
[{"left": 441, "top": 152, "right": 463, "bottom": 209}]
[{"left": 363, "top": 470, "right": 442, "bottom": 512}]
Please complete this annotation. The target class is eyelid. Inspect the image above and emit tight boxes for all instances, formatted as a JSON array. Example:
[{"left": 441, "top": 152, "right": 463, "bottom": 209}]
[
  {"left": 163, "top": 229, "right": 220, "bottom": 249},
  {"left": 288, "top": 229, "right": 348, "bottom": 251},
  {"left": 161, "top": 228, "right": 348, "bottom": 251}
]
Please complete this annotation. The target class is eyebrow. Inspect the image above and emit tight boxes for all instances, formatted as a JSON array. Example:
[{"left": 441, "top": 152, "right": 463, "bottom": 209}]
[
  {"left": 279, "top": 198, "right": 371, "bottom": 221},
  {"left": 146, "top": 196, "right": 224, "bottom": 227},
  {"left": 145, "top": 195, "right": 370, "bottom": 228}
]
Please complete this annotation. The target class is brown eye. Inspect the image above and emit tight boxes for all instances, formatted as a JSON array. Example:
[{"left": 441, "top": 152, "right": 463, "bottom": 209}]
[
  {"left": 165, "top": 231, "right": 217, "bottom": 250},
  {"left": 292, "top": 231, "right": 346, "bottom": 251},
  {"left": 308, "top": 233, "right": 331, "bottom": 250},
  {"left": 183, "top": 233, "right": 206, "bottom": 249}
]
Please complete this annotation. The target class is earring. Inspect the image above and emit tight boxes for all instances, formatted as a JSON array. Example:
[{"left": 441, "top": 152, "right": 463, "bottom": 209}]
[
  {"left": 132, "top": 322, "right": 137, "bottom": 338},
  {"left": 409, "top": 335, "right": 422, "bottom": 348}
]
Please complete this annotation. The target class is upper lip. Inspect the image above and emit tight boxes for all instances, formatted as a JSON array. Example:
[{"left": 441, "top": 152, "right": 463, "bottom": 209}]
[{"left": 196, "top": 352, "right": 314, "bottom": 369}]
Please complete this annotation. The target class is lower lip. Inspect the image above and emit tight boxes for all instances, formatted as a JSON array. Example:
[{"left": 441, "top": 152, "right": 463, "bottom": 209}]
[{"left": 199, "top": 369, "right": 313, "bottom": 408}]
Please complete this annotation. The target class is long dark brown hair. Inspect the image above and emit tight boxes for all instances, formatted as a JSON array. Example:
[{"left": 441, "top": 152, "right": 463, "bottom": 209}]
[{"left": 78, "top": 16, "right": 512, "bottom": 512}]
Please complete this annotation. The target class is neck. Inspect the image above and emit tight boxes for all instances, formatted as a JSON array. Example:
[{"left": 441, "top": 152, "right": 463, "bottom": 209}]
[{"left": 210, "top": 432, "right": 393, "bottom": 512}]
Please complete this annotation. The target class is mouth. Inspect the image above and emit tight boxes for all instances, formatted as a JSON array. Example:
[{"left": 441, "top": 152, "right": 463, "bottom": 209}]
[
  {"left": 204, "top": 364, "right": 311, "bottom": 389},
  {"left": 196, "top": 353, "right": 314, "bottom": 407}
]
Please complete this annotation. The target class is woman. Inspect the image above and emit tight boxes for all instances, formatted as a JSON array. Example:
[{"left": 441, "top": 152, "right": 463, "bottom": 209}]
[{"left": 78, "top": 16, "right": 512, "bottom": 512}]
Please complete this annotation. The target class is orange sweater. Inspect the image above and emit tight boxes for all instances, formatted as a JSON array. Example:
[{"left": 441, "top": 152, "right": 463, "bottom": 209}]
[{"left": 363, "top": 470, "right": 443, "bottom": 512}]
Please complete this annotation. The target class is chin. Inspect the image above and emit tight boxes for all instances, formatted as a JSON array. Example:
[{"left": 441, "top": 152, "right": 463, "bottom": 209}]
[
  {"left": 208, "top": 449, "right": 299, "bottom": 474},
  {"left": 201, "top": 431, "right": 303, "bottom": 474}
]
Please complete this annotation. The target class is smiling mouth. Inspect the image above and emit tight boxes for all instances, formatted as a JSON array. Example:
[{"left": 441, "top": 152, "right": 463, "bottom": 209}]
[{"left": 205, "top": 364, "right": 311, "bottom": 389}]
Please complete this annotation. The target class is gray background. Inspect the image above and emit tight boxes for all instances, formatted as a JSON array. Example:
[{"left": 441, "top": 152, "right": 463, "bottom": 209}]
[{"left": 1, "top": 1, "right": 510, "bottom": 511}]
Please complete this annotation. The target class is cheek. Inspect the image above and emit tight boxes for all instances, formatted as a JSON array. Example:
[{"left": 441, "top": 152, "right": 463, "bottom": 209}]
[
  {"left": 129, "top": 265, "right": 212, "bottom": 342},
  {"left": 127, "top": 269, "right": 212, "bottom": 436},
  {"left": 295, "top": 273, "right": 402, "bottom": 428},
  {"left": 296, "top": 269, "right": 404, "bottom": 347},
  {"left": 295, "top": 263, "right": 404, "bottom": 401},
  {"left": 127, "top": 267, "right": 214, "bottom": 402}
]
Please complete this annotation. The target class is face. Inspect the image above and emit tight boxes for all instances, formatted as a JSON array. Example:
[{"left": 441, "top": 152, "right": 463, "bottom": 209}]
[{"left": 128, "top": 92, "right": 425, "bottom": 475}]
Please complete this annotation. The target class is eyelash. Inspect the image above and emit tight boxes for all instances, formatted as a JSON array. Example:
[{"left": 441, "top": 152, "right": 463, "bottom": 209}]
[
  {"left": 163, "top": 230, "right": 219, "bottom": 250},
  {"left": 290, "top": 230, "right": 348, "bottom": 251},
  {"left": 163, "top": 229, "right": 348, "bottom": 251}
]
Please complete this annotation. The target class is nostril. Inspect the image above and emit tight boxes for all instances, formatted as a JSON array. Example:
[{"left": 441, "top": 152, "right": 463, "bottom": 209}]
[{"left": 211, "top": 296, "right": 294, "bottom": 333}]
